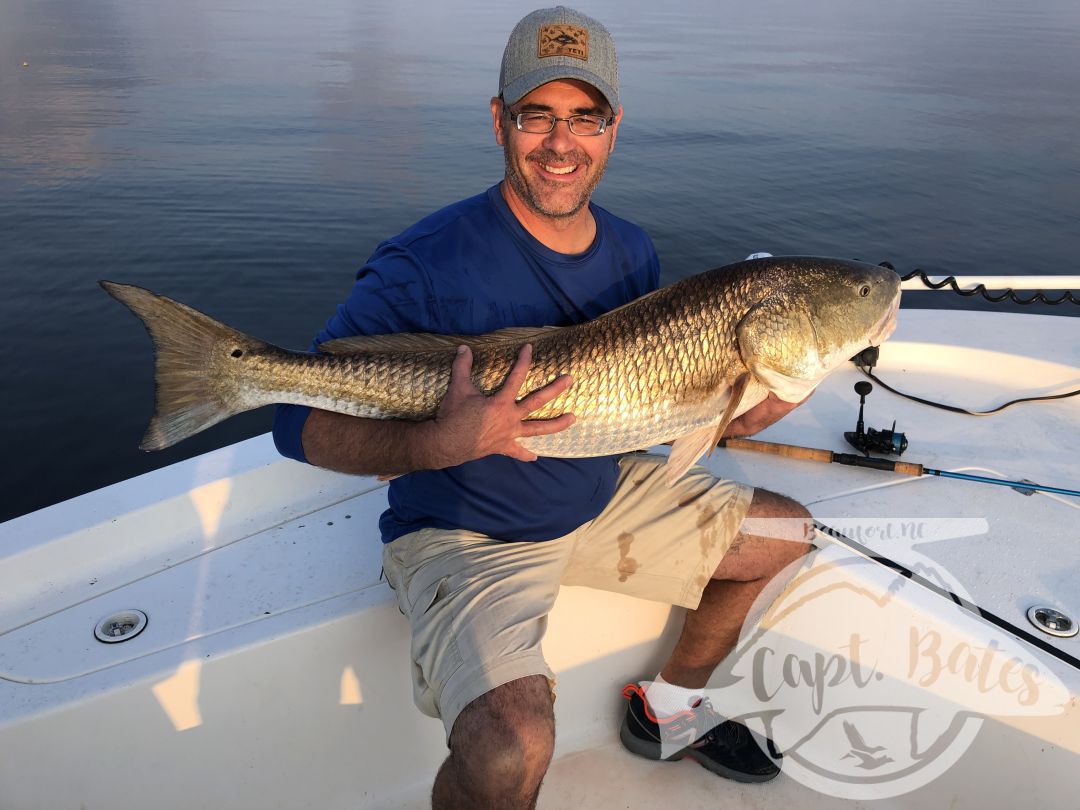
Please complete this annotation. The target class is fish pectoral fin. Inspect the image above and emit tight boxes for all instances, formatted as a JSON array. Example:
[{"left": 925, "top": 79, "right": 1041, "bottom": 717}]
[
  {"left": 667, "top": 425, "right": 721, "bottom": 486},
  {"left": 317, "top": 325, "right": 562, "bottom": 355},
  {"left": 666, "top": 373, "right": 752, "bottom": 485},
  {"left": 706, "top": 372, "right": 750, "bottom": 459}
]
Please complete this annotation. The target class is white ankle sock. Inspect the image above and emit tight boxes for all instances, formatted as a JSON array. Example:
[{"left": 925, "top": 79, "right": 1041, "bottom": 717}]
[{"left": 643, "top": 675, "right": 702, "bottom": 717}]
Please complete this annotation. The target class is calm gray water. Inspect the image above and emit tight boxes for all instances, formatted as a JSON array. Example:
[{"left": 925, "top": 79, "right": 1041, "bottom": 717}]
[{"left": 2, "top": 0, "right": 1078, "bottom": 522}]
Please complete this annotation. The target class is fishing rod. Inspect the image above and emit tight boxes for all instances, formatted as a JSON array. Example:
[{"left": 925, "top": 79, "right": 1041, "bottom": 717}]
[
  {"left": 717, "top": 378, "right": 1080, "bottom": 497},
  {"left": 718, "top": 436, "right": 1080, "bottom": 498}
]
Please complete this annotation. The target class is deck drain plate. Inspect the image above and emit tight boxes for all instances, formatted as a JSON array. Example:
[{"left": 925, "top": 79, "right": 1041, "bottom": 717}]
[
  {"left": 1026, "top": 606, "right": 1077, "bottom": 638},
  {"left": 94, "top": 610, "right": 148, "bottom": 643}
]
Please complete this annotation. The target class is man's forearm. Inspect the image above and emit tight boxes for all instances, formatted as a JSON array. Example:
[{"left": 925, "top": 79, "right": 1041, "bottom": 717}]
[{"left": 301, "top": 409, "right": 440, "bottom": 476}]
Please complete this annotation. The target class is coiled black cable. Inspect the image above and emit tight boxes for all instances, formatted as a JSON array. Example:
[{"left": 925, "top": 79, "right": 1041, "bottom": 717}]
[{"left": 878, "top": 261, "right": 1079, "bottom": 305}]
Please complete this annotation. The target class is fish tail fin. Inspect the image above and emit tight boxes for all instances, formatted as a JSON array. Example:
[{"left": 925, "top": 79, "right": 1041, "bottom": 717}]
[{"left": 100, "top": 281, "right": 268, "bottom": 450}]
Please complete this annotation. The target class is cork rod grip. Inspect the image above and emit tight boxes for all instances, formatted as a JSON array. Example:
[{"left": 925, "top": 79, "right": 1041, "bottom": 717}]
[
  {"left": 892, "top": 460, "right": 925, "bottom": 476},
  {"left": 720, "top": 438, "right": 835, "bottom": 463}
]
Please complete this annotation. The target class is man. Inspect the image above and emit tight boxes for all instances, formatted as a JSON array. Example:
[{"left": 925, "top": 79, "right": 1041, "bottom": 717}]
[{"left": 273, "top": 7, "right": 813, "bottom": 807}]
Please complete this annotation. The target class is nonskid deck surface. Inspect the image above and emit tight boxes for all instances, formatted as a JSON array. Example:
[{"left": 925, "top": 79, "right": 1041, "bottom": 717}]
[{"left": 0, "top": 310, "right": 1077, "bottom": 809}]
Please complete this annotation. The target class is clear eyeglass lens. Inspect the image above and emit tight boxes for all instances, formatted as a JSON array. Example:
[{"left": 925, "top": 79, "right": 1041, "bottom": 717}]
[{"left": 514, "top": 112, "right": 606, "bottom": 136}]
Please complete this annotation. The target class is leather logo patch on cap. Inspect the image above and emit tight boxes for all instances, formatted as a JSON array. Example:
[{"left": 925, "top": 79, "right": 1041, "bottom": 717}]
[{"left": 538, "top": 23, "right": 589, "bottom": 61}]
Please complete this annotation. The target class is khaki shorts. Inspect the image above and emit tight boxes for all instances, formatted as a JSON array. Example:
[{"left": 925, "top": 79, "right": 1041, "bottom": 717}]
[{"left": 381, "top": 453, "right": 754, "bottom": 740}]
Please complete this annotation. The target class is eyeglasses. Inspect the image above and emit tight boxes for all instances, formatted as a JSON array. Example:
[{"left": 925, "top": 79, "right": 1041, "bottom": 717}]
[{"left": 505, "top": 108, "right": 614, "bottom": 136}]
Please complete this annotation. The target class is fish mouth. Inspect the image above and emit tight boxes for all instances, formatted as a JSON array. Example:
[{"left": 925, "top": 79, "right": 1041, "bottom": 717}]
[{"left": 869, "top": 287, "right": 902, "bottom": 346}]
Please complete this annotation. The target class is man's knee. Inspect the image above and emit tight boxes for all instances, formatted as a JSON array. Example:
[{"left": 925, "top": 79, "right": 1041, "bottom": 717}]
[
  {"left": 712, "top": 489, "right": 814, "bottom": 581},
  {"left": 744, "top": 488, "right": 814, "bottom": 551},
  {"left": 448, "top": 675, "right": 555, "bottom": 788},
  {"left": 747, "top": 487, "right": 811, "bottom": 520}
]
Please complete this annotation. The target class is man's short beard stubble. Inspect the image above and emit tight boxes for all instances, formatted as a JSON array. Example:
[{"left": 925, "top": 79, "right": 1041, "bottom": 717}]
[{"left": 502, "top": 137, "right": 611, "bottom": 220}]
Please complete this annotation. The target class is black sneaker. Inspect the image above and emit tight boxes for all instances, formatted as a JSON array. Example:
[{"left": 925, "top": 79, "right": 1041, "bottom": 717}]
[{"left": 619, "top": 683, "right": 781, "bottom": 783}]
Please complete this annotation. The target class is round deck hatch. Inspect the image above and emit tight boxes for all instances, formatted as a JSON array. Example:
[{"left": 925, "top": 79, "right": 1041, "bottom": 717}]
[
  {"left": 1026, "top": 606, "right": 1077, "bottom": 638},
  {"left": 94, "top": 610, "right": 148, "bottom": 643}
]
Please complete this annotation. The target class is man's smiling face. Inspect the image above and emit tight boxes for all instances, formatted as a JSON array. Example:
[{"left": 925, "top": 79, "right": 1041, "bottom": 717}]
[{"left": 492, "top": 79, "right": 621, "bottom": 220}]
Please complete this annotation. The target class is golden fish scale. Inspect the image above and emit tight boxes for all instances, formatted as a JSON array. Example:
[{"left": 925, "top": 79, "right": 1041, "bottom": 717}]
[{"left": 237, "top": 268, "right": 756, "bottom": 457}]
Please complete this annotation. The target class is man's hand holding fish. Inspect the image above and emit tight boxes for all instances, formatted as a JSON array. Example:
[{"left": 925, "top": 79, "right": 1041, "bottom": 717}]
[{"left": 420, "top": 343, "right": 578, "bottom": 467}]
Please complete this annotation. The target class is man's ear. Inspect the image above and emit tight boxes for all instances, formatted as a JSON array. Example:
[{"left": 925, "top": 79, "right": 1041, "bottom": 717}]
[
  {"left": 607, "top": 105, "right": 623, "bottom": 154},
  {"left": 491, "top": 97, "right": 507, "bottom": 146}
]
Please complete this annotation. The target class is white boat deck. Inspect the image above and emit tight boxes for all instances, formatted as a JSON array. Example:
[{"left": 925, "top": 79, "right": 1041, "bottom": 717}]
[{"left": 1, "top": 309, "right": 1077, "bottom": 809}]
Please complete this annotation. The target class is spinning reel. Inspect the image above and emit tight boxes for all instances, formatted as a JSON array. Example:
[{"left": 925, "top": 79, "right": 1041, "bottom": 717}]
[{"left": 845, "top": 381, "right": 908, "bottom": 456}]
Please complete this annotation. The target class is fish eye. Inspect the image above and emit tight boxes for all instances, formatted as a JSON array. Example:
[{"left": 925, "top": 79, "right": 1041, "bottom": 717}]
[
  {"left": 231, "top": 349, "right": 244, "bottom": 358},
  {"left": 859, "top": 285, "right": 870, "bottom": 297}
]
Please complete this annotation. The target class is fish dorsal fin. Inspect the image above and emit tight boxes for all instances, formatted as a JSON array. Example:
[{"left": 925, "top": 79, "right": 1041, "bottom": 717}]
[
  {"left": 665, "top": 372, "right": 751, "bottom": 485},
  {"left": 475, "top": 325, "right": 563, "bottom": 346},
  {"left": 318, "top": 333, "right": 463, "bottom": 354},
  {"left": 317, "top": 325, "right": 562, "bottom": 355}
]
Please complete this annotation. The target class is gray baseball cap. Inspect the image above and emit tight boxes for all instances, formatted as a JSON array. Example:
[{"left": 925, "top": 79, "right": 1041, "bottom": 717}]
[{"left": 499, "top": 6, "right": 619, "bottom": 113}]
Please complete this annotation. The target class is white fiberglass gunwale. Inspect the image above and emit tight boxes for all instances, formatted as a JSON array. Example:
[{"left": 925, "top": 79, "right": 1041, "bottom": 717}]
[
  {"left": 900, "top": 275, "right": 1080, "bottom": 291},
  {"left": 0, "top": 308, "right": 1077, "bottom": 810}
]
